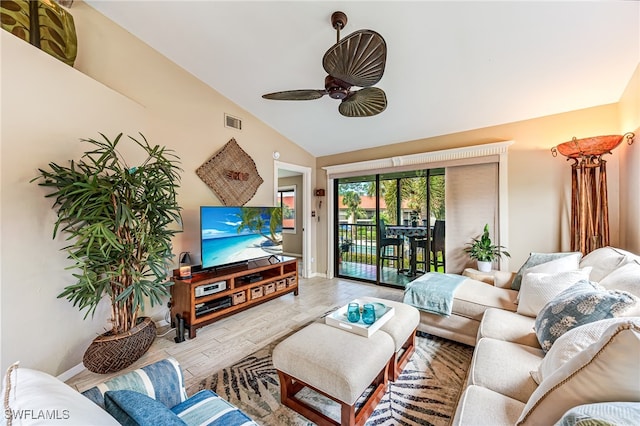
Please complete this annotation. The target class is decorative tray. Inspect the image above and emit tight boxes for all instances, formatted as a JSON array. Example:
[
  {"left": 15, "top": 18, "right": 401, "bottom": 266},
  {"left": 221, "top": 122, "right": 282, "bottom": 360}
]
[{"left": 325, "top": 299, "right": 395, "bottom": 337}]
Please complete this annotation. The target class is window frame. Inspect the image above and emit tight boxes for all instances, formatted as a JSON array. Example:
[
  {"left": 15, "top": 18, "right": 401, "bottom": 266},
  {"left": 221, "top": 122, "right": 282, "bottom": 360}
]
[{"left": 278, "top": 185, "right": 296, "bottom": 234}]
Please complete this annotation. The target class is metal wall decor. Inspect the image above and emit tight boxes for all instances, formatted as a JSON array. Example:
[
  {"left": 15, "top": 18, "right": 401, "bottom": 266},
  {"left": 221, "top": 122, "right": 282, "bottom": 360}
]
[
  {"left": 196, "top": 138, "right": 263, "bottom": 206},
  {"left": 552, "top": 133, "right": 635, "bottom": 254}
]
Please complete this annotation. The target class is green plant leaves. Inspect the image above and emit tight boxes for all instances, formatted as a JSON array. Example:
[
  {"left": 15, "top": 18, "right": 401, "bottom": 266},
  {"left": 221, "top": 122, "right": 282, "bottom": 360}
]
[
  {"left": 33, "top": 133, "right": 183, "bottom": 334},
  {"left": 464, "top": 223, "right": 510, "bottom": 262}
]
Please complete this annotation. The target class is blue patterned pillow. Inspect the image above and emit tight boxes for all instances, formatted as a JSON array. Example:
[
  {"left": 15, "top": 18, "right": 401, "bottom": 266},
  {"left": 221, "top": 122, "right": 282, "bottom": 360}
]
[
  {"left": 105, "top": 390, "right": 187, "bottom": 426},
  {"left": 171, "top": 390, "right": 258, "bottom": 426},
  {"left": 82, "top": 357, "right": 187, "bottom": 410},
  {"left": 535, "top": 279, "right": 637, "bottom": 352}
]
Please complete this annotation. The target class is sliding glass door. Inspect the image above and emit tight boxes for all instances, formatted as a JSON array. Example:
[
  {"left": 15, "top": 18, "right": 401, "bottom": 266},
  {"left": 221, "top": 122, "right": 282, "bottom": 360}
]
[{"left": 335, "top": 168, "right": 445, "bottom": 288}]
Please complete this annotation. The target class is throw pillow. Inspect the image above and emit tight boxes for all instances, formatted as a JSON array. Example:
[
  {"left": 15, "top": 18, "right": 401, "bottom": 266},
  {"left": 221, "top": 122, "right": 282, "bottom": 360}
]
[
  {"left": 534, "top": 280, "right": 637, "bottom": 352},
  {"left": 555, "top": 402, "right": 640, "bottom": 426},
  {"left": 171, "top": 389, "right": 257, "bottom": 425},
  {"left": 82, "top": 357, "right": 187, "bottom": 410},
  {"left": 511, "top": 252, "right": 582, "bottom": 290},
  {"left": 599, "top": 260, "right": 640, "bottom": 298},
  {"left": 579, "top": 246, "right": 640, "bottom": 282},
  {"left": 1, "top": 364, "right": 119, "bottom": 426},
  {"left": 516, "top": 268, "right": 591, "bottom": 318},
  {"left": 531, "top": 317, "right": 640, "bottom": 384},
  {"left": 105, "top": 390, "right": 187, "bottom": 426},
  {"left": 517, "top": 321, "right": 640, "bottom": 425}
]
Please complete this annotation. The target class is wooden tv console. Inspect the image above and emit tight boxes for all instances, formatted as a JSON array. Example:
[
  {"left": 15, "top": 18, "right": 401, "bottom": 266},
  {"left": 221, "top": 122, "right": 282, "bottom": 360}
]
[{"left": 170, "top": 256, "right": 298, "bottom": 338}]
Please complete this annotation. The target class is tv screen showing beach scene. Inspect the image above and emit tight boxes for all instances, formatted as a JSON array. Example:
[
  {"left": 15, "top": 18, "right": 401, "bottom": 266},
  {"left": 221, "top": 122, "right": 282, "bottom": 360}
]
[{"left": 200, "top": 206, "right": 283, "bottom": 270}]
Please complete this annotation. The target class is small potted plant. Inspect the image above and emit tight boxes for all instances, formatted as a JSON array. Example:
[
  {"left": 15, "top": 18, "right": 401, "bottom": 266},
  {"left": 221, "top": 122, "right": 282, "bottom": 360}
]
[
  {"left": 339, "top": 239, "right": 353, "bottom": 263},
  {"left": 464, "top": 224, "right": 510, "bottom": 272}
]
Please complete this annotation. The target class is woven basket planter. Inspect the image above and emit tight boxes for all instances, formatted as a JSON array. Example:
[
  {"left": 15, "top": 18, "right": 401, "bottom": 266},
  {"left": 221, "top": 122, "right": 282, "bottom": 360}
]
[{"left": 83, "top": 317, "right": 156, "bottom": 374}]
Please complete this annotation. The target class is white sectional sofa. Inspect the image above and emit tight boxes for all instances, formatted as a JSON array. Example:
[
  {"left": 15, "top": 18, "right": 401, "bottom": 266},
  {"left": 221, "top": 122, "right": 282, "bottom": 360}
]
[{"left": 415, "top": 246, "right": 640, "bottom": 425}]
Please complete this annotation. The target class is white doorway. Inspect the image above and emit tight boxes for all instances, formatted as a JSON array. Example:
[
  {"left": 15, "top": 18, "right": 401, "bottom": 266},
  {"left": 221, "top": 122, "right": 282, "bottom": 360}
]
[{"left": 274, "top": 161, "right": 312, "bottom": 278}]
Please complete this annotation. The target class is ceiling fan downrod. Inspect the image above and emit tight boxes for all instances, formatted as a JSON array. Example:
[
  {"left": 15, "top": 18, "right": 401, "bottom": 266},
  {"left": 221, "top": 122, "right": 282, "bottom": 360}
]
[{"left": 331, "top": 11, "right": 347, "bottom": 44}]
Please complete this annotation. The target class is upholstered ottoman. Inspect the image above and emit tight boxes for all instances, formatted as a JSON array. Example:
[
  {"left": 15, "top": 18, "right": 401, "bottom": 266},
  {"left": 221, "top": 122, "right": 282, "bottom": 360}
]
[
  {"left": 360, "top": 297, "right": 420, "bottom": 381},
  {"left": 272, "top": 322, "right": 394, "bottom": 426}
]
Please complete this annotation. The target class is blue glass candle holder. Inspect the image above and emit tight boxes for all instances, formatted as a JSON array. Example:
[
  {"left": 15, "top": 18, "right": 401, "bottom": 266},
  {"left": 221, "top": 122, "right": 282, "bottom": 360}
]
[
  {"left": 347, "top": 303, "right": 360, "bottom": 323},
  {"left": 362, "top": 303, "right": 376, "bottom": 325}
]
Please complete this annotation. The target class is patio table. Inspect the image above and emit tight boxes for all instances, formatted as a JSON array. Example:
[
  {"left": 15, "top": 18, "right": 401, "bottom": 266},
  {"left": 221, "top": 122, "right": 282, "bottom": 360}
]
[{"left": 386, "top": 225, "right": 429, "bottom": 276}]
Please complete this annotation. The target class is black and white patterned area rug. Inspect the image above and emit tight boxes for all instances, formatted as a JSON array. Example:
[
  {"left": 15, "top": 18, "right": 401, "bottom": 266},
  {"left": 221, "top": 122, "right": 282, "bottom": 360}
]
[{"left": 187, "top": 331, "right": 473, "bottom": 426}]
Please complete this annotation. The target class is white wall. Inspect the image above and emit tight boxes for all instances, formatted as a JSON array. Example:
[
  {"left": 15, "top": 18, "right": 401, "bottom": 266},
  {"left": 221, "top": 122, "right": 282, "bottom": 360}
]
[
  {"left": 1, "top": 2, "right": 315, "bottom": 375},
  {"left": 317, "top": 101, "right": 633, "bottom": 274},
  {"left": 618, "top": 64, "right": 640, "bottom": 253},
  {"left": 1, "top": 31, "right": 147, "bottom": 374}
]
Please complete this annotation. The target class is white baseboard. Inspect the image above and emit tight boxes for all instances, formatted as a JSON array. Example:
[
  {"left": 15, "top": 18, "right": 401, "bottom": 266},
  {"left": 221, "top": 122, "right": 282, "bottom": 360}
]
[
  {"left": 282, "top": 251, "right": 302, "bottom": 258},
  {"left": 57, "top": 362, "right": 86, "bottom": 382},
  {"left": 57, "top": 318, "right": 171, "bottom": 382},
  {"left": 309, "top": 272, "right": 327, "bottom": 278}
]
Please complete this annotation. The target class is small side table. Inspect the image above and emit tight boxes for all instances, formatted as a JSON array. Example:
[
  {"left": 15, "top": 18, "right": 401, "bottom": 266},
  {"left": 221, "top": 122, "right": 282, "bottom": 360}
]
[{"left": 463, "top": 268, "right": 515, "bottom": 288}]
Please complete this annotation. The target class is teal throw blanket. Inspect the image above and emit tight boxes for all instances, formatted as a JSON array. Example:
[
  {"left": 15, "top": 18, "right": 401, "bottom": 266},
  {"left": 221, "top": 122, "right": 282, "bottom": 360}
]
[{"left": 403, "top": 273, "right": 467, "bottom": 317}]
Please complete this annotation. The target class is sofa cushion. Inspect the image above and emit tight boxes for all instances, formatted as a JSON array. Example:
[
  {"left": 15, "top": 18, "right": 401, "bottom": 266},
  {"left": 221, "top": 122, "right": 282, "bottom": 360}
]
[
  {"left": 462, "top": 268, "right": 515, "bottom": 289},
  {"left": 105, "top": 390, "right": 187, "bottom": 426},
  {"left": 2, "top": 363, "right": 119, "bottom": 425},
  {"left": 452, "top": 278, "right": 519, "bottom": 319},
  {"left": 511, "top": 252, "right": 582, "bottom": 290},
  {"left": 517, "top": 321, "right": 640, "bottom": 425},
  {"left": 82, "top": 357, "right": 187, "bottom": 410},
  {"left": 468, "top": 338, "right": 543, "bottom": 403},
  {"left": 453, "top": 385, "right": 525, "bottom": 426},
  {"left": 532, "top": 318, "right": 640, "bottom": 384},
  {"left": 534, "top": 280, "right": 638, "bottom": 352},
  {"left": 478, "top": 308, "right": 539, "bottom": 348},
  {"left": 171, "top": 389, "right": 258, "bottom": 426},
  {"left": 599, "top": 260, "right": 640, "bottom": 298},
  {"left": 579, "top": 246, "right": 640, "bottom": 282},
  {"left": 555, "top": 402, "right": 640, "bottom": 426},
  {"left": 517, "top": 267, "right": 592, "bottom": 318}
]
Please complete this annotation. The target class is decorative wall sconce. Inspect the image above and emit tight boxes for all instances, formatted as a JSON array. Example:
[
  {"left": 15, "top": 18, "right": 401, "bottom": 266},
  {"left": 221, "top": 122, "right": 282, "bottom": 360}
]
[{"left": 551, "top": 132, "right": 635, "bottom": 255}]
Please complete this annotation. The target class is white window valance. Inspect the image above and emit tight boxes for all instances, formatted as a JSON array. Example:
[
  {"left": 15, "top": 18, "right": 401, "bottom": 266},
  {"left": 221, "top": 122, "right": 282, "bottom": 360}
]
[{"left": 323, "top": 141, "right": 513, "bottom": 179}]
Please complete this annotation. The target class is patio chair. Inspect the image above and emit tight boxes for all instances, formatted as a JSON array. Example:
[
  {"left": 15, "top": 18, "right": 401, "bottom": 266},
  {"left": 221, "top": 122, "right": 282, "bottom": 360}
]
[
  {"left": 415, "top": 219, "right": 445, "bottom": 273},
  {"left": 430, "top": 220, "right": 445, "bottom": 271},
  {"left": 379, "top": 221, "right": 403, "bottom": 272}
]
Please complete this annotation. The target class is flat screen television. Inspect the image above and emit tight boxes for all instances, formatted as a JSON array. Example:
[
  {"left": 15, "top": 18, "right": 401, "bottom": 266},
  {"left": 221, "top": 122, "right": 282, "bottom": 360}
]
[{"left": 200, "top": 206, "right": 283, "bottom": 270}]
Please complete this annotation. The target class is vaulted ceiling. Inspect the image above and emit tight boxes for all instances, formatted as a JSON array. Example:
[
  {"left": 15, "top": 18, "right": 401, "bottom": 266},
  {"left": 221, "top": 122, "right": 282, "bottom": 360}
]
[{"left": 85, "top": 1, "right": 639, "bottom": 157}]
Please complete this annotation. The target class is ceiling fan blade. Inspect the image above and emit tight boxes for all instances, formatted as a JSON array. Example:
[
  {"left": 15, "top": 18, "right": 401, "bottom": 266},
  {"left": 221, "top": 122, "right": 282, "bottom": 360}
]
[
  {"left": 323, "top": 29, "right": 387, "bottom": 88},
  {"left": 262, "top": 90, "right": 326, "bottom": 101},
  {"left": 339, "top": 87, "right": 387, "bottom": 117}
]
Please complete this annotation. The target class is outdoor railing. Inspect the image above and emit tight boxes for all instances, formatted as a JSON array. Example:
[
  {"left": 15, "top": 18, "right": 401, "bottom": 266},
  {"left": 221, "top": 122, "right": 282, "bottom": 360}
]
[{"left": 338, "top": 223, "right": 378, "bottom": 265}]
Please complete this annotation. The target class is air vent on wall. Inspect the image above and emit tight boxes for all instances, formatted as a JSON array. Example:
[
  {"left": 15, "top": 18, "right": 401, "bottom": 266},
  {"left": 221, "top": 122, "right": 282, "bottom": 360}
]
[{"left": 224, "top": 113, "right": 242, "bottom": 130}]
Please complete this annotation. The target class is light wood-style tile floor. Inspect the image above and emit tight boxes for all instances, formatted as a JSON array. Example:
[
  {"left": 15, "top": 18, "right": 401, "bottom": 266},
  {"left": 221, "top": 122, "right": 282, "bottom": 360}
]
[{"left": 65, "top": 276, "right": 404, "bottom": 393}]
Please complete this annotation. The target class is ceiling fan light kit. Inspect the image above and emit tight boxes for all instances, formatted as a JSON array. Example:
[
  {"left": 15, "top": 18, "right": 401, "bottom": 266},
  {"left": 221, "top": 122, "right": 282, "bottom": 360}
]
[{"left": 262, "top": 11, "right": 387, "bottom": 118}]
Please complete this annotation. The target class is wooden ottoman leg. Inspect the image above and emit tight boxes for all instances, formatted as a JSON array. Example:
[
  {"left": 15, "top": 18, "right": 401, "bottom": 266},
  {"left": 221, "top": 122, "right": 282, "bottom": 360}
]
[
  {"left": 351, "top": 355, "right": 391, "bottom": 426},
  {"left": 277, "top": 370, "right": 339, "bottom": 426},
  {"left": 390, "top": 328, "right": 417, "bottom": 381}
]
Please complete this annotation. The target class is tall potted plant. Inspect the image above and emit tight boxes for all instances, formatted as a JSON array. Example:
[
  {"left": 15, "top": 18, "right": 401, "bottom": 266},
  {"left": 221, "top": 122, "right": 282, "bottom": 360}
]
[
  {"left": 33, "top": 133, "right": 182, "bottom": 373},
  {"left": 464, "top": 224, "right": 510, "bottom": 272}
]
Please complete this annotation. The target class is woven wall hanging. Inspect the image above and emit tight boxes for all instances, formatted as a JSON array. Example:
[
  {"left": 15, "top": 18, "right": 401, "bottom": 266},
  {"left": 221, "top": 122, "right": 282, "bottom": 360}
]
[{"left": 196, "top": 138, "right": 263, "bottom": 206}]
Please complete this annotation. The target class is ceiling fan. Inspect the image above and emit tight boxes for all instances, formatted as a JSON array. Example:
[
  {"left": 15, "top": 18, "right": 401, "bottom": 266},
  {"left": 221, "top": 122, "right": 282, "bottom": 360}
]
[{"left": 262, "top": 11, "right": 387, "bottom": 118}]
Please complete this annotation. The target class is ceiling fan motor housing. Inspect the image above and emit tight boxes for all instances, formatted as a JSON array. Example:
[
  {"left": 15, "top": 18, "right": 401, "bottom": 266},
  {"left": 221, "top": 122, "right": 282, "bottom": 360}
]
[{"left": 325, "top": 75, "right": 350, "bottom": 99}]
